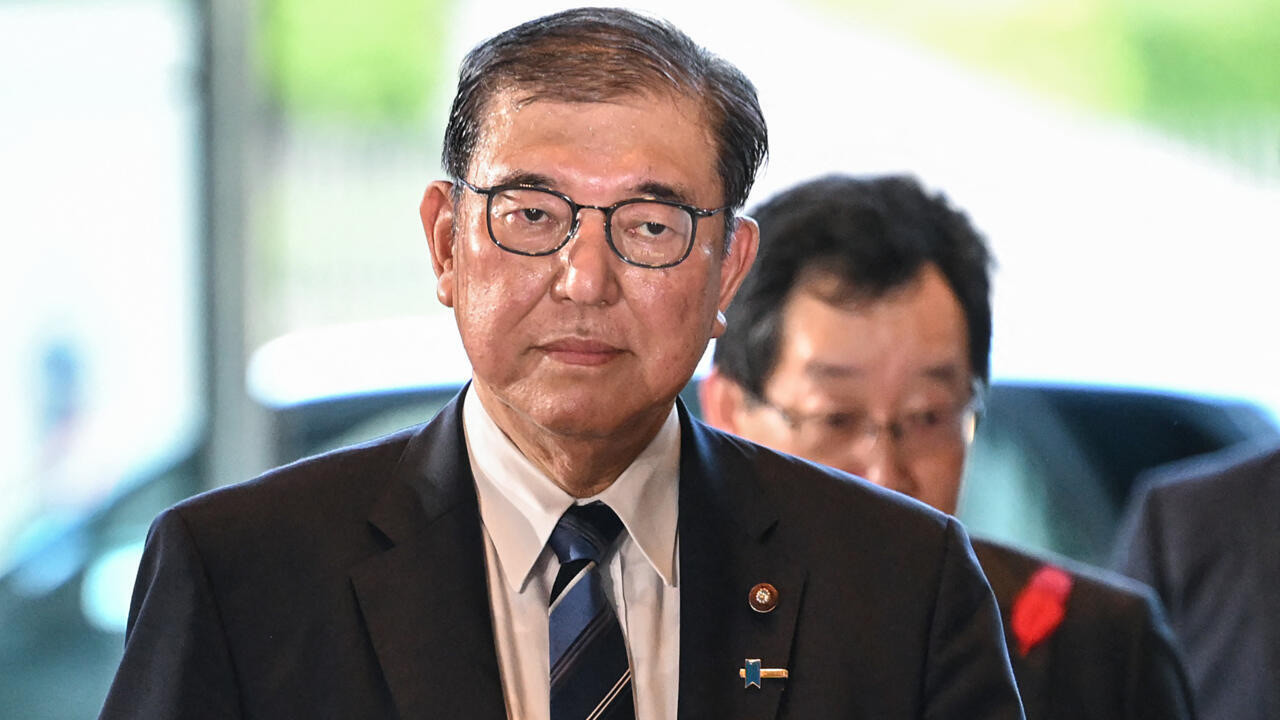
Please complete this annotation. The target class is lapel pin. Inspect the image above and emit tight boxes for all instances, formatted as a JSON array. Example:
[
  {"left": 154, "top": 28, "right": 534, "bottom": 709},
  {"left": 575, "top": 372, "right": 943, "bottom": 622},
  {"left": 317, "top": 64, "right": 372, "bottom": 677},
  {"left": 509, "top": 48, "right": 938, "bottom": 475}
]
[
  {"left": 748, "top": 582, "right": 779, "bottom": 613},
  {"left": 740, "top": 658, "right": 789, "bottom": 688}
]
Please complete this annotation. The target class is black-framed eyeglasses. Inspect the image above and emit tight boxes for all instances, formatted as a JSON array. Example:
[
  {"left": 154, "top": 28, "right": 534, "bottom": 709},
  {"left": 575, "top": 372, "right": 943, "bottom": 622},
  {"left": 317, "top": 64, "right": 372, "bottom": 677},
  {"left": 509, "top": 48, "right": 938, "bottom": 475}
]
[{"left": 457, "top": 178, "right": 728, "bottom": 269}]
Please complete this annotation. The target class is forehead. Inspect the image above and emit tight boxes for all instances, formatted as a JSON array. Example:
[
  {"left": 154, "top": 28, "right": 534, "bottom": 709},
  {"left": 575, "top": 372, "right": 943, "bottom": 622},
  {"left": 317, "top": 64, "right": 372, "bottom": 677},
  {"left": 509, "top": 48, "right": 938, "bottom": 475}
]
[
  {"left": 773, "top": 265, "right": 972, "bottom": 391},
  {"left": 468, "top": 89, "right": 721, "bottom": 202}
]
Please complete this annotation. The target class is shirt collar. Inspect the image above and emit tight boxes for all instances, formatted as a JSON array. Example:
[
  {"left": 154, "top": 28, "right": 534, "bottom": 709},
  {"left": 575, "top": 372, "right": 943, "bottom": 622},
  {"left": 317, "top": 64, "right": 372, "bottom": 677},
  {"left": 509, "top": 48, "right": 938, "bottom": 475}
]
[{"left": 463, "top": 383, "right": 680, "bottom": 593}]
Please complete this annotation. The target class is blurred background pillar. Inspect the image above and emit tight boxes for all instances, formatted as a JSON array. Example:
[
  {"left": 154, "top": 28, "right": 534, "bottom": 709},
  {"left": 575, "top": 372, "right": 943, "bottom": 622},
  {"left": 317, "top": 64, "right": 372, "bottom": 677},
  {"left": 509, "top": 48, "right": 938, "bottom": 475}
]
[{"left": 203, "top": 0, "right": 272, "bottom": 489}]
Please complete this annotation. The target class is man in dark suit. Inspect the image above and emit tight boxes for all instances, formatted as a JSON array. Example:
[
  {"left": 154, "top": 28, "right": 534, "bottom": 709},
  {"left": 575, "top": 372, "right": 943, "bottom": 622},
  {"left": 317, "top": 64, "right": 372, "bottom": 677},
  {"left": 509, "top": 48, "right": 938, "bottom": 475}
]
[
  {"left": 701, "top": 174, "right": 1195, "bottom": 719},
  {"left": 1113, "top": 443, "right": 1280, "bottom": 720},
  {"left": 100, "top": 9, "right": 1024, "bottom": 719}
]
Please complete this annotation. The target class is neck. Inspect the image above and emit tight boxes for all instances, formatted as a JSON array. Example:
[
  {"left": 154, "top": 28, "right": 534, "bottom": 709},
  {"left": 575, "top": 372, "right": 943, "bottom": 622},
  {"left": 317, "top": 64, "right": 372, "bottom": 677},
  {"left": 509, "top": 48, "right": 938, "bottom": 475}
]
[{"left": 473, "top": 384, "right": 672, "bottom": 498}]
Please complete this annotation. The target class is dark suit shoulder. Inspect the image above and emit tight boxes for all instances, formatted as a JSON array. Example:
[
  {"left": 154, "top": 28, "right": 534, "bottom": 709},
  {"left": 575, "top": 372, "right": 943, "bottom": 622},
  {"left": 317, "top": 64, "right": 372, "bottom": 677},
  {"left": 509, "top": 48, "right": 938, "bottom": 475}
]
[
  {"left": 1140, "top": 442, "right": 1280, "bottom": 510},
  {"left": 106, "top": 400, "right": 477, "bottom": 719},
  {"left": 175, "top": 424, "right": 421, "bottom": 530},
  {"left": 973, "top": 537, "right": 1160, "bottom": 620},
  {"left": 1120, "top": 442, "right": 1280, "bottom": 567},
  {"left": 162, "top": 423, "right": 430, "bottom": 594}
]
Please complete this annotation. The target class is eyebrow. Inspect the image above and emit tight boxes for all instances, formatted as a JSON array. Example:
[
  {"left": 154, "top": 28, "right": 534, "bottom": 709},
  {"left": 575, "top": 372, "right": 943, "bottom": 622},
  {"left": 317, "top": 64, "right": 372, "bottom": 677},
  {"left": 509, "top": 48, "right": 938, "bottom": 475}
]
[
  {"left": 805, "top": 361, "right": 965, "bottom": 385},
  {"left": 634, "top": 181, "right": 695, "bottom": 205},
  {"left": 489, "top": 171, "right": 556, "bottom": 188},
  {"left": 484, "top": 172, "right": 697, "bottom": 206}
]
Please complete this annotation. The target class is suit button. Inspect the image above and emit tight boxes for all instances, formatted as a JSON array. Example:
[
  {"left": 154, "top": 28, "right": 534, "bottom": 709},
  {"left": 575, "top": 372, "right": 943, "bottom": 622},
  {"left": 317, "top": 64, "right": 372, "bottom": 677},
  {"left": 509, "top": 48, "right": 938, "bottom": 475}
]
[{"left": 749, "top": 582, "right": 778, "bottom": 613}]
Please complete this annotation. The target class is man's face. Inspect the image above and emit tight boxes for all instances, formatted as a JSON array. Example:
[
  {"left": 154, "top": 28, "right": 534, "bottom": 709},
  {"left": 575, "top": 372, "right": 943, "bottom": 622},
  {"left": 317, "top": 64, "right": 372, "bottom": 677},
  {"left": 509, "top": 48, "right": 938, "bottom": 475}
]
[
  {"left": 721, "top": 265, "right": 975, "bottom": 514},
  {"left": 423, "top": 89, "right": 756, "bottom": 444}
]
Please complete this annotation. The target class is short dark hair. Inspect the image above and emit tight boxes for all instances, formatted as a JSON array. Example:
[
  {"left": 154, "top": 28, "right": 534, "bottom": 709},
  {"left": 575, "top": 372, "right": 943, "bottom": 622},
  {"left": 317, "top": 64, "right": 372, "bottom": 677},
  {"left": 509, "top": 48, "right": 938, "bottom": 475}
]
[
  {"left": 441, "top": 7, "right": 767, "bottom": 224},
  {"left": 714, "top": 174, "right": 994, "bottom": 395}
]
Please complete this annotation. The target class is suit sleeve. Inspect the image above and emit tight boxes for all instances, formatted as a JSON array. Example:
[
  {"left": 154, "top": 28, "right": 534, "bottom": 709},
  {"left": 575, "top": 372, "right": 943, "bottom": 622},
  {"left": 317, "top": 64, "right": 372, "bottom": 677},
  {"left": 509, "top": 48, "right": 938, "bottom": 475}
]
[
  {"left": 923, "top": 518, "right": 1026, "bottom": 720},
  {"left": 99, "top": 508, "right": 243, "bottom": 720}
]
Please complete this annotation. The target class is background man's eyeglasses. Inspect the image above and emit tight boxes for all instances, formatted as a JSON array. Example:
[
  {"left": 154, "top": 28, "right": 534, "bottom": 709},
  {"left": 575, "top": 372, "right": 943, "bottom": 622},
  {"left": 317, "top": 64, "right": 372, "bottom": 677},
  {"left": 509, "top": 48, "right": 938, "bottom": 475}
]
[
  {"left": 458, "top": 179, "right": 727, "bottom": 269},
  {"left": 752, "top": 381, "right": 986, "bottom": 459}
]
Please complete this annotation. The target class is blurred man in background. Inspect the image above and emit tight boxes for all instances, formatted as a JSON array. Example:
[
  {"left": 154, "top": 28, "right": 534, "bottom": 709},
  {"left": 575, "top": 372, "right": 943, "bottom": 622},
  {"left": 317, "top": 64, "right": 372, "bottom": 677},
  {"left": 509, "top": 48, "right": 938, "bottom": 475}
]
[
  {"left": 702, "top": 174, "right": 1195, "bottom": 719},
  {"left": 1114, "top": 443, "right": 1280, "bottom": 720}
]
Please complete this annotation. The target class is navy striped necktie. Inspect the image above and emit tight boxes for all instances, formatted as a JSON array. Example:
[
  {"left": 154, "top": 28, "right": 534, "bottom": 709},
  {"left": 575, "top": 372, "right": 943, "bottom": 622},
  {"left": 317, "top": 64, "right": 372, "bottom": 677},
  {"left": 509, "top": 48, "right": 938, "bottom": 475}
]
[{"left": 547, "top": 502, "right": 636, "bottom": 720}]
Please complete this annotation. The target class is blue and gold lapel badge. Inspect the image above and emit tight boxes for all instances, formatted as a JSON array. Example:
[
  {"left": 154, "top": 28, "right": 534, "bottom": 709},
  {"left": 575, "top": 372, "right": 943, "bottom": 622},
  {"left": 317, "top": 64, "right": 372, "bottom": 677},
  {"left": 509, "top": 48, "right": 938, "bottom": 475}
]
[{"left": 740, "top": 658, "right": 789, "bottom": 689}]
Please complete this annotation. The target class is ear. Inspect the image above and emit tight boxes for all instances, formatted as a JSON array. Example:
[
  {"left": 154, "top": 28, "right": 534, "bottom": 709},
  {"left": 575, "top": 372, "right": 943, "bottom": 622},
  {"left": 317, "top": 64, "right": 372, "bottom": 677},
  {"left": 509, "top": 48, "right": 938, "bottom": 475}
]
[
  {"left": 421, "top": 180, "right": 459, "bottom": 308},
  {"left": 712, "top": 215, "right": 759, "bottom": 339},
  {"left": 698, "top": 367, "right": 750, "bottom": 434}
]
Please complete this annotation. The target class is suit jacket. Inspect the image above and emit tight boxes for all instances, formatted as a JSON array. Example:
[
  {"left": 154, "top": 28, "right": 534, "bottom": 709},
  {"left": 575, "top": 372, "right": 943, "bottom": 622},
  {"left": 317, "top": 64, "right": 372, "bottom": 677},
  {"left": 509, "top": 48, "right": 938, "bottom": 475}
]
[
  {"left": 973, "top": 539, "right": 1194, "bottom": 720},
  {"left": 100, "top": 393, "right": 1023, "bottom": 719},
  {"left": 1111, "top": 443, "right": 1280, "bottom": 720}
]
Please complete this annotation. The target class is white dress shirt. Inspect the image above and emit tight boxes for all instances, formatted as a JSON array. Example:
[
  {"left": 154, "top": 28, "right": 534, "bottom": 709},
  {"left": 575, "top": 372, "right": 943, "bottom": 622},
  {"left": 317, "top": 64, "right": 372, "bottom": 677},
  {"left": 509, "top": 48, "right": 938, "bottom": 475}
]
[{"left": 462, "top": 384, "right": 681, "bottom": 720}]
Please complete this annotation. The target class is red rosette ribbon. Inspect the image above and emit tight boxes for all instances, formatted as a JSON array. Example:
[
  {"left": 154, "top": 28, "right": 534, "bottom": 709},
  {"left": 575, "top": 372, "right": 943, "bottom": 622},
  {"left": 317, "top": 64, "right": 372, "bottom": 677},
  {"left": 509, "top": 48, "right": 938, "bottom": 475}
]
[{"left": 1009, "top": 565, "right": 1073, "bottom": 657}]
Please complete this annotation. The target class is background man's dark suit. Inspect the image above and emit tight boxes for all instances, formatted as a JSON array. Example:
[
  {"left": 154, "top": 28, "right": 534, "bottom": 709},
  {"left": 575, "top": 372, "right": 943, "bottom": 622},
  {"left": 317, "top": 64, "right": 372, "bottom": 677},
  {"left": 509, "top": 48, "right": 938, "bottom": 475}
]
[
  {"left": 973, "top": 539, "right": 1195, "bottom": 719},
  {"left": 100, "top": 395, "right": 1023, "bottom": 719},
  {"left": 1112, "top": 443, "right": 1280, "bottom": 720}
]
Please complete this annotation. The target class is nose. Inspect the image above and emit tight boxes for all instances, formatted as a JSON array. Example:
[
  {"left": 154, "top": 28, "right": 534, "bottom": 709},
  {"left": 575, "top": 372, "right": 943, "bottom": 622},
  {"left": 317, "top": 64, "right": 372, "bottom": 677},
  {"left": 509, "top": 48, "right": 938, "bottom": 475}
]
[
  {"left": 552, "top": 208, "right": 621, "bottom": 307},
  {"left": 844, "top": 435, "right": 917, "bottom": 499}
]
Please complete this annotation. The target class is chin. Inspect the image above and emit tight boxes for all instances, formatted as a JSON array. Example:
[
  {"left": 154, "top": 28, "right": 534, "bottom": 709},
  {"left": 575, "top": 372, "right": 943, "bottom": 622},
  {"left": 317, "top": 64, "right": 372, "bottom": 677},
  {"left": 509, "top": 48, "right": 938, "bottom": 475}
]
[
  {"left": 541, "top": 396, "right": 678, "bottom": 442},
  {"left": 531, "top": 407, "right": 641, "bottom": 440}
]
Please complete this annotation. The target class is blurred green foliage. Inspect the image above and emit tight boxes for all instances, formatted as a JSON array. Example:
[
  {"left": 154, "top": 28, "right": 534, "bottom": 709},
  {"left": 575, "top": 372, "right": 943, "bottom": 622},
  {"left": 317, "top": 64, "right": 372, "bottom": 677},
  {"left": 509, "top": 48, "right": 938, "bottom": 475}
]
[
  {"left": 258, "top": 0, "right": 1278, "bottom": 161},
  {"left": 816, "top": 0, "right": 1280, "bottom": 127},
  {"left": 260, "top": 0, "right": 451, "bottom": 125}
]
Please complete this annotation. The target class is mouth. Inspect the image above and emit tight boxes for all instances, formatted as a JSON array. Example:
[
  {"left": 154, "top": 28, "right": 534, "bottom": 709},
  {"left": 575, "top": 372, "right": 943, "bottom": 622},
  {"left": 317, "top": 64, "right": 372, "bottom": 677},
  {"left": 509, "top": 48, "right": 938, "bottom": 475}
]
[{"left": 537, "top": 338, "right": 626, "bottom": 366}]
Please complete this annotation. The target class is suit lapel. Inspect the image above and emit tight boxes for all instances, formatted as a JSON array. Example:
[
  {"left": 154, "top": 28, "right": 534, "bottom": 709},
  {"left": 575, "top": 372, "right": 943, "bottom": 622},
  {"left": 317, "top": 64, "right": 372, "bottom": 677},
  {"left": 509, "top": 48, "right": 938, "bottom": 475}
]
[
  {"left": 350, "top": 393, "right": 507, "bottom": 720},
  {"left": 972, "top": 539, "right": 1052, "bottom": 720},
  {"left": 676, "top": 408, "right": 807, "bottom": 720}
]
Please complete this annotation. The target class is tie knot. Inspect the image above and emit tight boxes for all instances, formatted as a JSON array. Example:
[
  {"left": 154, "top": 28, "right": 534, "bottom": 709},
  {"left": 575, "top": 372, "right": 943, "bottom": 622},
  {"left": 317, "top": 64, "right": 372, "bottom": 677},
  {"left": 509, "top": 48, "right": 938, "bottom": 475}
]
[{"left": 549, "top": 502, "right": 624, "bottom": 565}]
